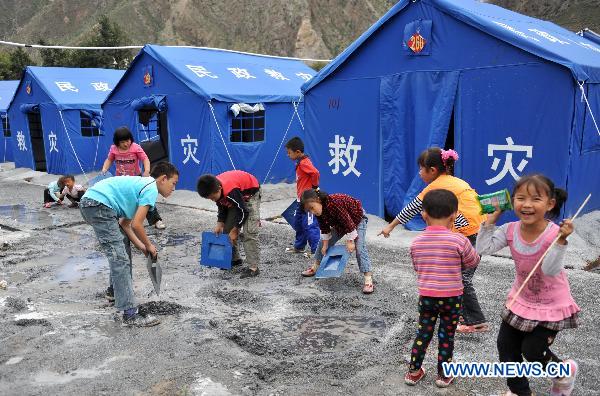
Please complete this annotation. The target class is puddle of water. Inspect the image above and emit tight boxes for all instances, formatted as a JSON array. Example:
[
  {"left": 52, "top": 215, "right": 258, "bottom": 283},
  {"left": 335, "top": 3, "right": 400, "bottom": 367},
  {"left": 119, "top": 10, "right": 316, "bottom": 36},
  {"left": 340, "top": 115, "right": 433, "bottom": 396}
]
[
  {"left": 224, "top": 315, "right": 386, "bottom": 354},
  {"left": 54, "top": 254, "right": 108, "bottom": 284},
  {"left": 165, "top": 234, "right": 196, "bottom": 246},
  {"left": 0, "top": 204, "right": 60, "bottom": 227},
  {"left": 33, "top": 355, "right": 132, "bottom": 385}
]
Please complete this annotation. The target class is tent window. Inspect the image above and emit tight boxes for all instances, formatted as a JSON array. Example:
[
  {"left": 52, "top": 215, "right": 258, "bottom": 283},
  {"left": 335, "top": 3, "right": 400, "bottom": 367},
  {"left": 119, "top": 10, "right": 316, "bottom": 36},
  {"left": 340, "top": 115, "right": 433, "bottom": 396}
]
[
  {"left": 2, "top": 117, "right": 10, "bottom": 137},
  {"left": 230, "top": 110, "right": 265, "bottom": 143},
  {"left": 138, "top": 110, "right": 161, "bottom": 142},
  {"left": 80, "top": 112, "right": 101, "bottom": 137}
]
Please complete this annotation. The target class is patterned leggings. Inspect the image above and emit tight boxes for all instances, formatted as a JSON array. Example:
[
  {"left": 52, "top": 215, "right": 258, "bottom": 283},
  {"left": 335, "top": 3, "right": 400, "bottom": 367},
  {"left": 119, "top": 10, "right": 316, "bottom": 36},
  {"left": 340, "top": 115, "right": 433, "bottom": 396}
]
[{"left": 409, "top": 295, "right": 462, "bottom": 374}]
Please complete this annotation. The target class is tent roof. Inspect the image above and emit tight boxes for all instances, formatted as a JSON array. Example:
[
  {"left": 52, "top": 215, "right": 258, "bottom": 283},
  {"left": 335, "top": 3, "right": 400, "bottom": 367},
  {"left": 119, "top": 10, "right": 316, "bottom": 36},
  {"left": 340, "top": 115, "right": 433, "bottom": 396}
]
[
  {"left": 0, "top": 80, "right": 19, "bottom": 112},
  {"left": 303, "top": 0, "right": 600, "bottom": 92},
  {"left": 581, "top": 29, "right": 600, "bottom": 45},
  {"left": 12, "top": 66, "right": 124, "bottom": 109},
  {"left": 108, "top": 44, "right": 315, "bottom": 103}
]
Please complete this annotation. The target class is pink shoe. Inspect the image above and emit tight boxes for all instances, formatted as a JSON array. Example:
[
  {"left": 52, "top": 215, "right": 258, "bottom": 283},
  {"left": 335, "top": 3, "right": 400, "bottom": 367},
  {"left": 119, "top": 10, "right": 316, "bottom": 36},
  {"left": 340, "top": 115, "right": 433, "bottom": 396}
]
[
  {"left": 43, "top": 202, "right": 52, "bottom": 208},
  {"left": 404, "top": 367, "right": 425, "bottom": 385},
  {"left": 435, "top": 375, "right": 454, "bottom": 388}
]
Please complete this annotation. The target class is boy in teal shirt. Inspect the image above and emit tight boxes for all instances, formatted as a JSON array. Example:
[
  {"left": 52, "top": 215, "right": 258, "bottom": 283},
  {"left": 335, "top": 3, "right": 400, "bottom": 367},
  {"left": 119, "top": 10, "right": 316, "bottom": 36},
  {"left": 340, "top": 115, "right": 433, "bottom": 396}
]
[{"left": 80, "top": 162, "right": 179, "bottom": 327}]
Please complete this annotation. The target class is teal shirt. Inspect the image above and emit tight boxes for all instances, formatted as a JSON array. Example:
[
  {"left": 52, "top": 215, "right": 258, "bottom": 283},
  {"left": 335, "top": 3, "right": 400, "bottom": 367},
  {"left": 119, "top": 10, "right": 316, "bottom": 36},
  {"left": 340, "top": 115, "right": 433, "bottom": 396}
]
[
  {"left": 47, "top": 181, "right": 61, "bottom": 202},
  {"left": 83, "top": 176, "right": 158, "bottom": 219}
]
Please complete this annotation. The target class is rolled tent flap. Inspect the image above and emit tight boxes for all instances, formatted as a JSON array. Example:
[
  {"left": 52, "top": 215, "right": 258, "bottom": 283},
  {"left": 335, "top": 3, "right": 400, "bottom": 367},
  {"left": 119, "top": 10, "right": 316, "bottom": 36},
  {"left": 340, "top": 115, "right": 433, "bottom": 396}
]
[
  {"left": 131, "top": 95, "right": 167, "bottom": 111},
  {"left": 230, "top": 103, "right": 265, "bottom": 117},
  {"left": 20, "top": 103, "right": 39, "bottom": 113},
  {"left": 80, "top": 109, "right": 103, "bottom": 128}
]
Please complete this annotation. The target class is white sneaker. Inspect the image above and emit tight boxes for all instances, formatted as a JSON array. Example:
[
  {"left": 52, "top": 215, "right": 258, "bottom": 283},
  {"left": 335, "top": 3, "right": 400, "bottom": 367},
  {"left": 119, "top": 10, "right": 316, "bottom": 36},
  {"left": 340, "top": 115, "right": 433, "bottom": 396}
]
[{"left": 154, "top": 220, "right": 166, "bottom": 229}]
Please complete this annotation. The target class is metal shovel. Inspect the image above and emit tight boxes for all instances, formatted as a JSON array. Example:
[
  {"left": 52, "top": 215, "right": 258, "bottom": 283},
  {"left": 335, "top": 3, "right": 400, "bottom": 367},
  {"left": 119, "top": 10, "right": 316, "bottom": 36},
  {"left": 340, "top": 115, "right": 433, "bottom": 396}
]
[{"left": 146, "top": 254, "right": 162, "bottom": 296}]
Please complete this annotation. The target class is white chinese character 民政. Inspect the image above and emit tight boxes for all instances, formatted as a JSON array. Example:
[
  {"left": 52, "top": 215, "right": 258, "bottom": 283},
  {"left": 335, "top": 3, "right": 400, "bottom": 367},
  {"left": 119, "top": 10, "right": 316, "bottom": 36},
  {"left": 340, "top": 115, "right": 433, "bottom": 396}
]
[
  {"left": 181, "top": 134, "right": 200, "bottom": 165},
  {"left": 227, "top": 68, "right": 256, "bottom": 79},
  {"left": 296, "top": 72, "right": 313, "bottom": 82},
  {"left": 91, "top": 82, "right": 111, "bottom": 91},
  {"left": 186, "top": 65, "right": 219, "bottom": 79},
  {"left": 328, "top": 134, "right": 362, "bottom": 177},
  {"left": 55, "top": 82, "right": 79, "bottom": 92},
  {"left": 16, "top": 131, "right": 27, "bottom": 151},
  {"left": 48, "top": 131, "right": 59, "bottom": 153},
  {"left": 264, "top": 69, "right": 289, "bottom": 80},
  {"left": 485, "top": 137, "right": 533, "bottom": 185}
]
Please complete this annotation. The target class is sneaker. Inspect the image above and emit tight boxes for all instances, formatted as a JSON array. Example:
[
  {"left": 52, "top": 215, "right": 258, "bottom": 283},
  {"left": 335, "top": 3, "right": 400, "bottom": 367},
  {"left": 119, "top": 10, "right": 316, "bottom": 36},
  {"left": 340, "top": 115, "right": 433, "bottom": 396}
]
[
  {"left": 435, "top": 375, "right": 454, "bottom": 388},
  {"left": 457, "top": 323, "right": 490, "bottom": 333},
  {"left": 240, "top": 268, "right": 260, "bottom": 278},
  {"left": 105, "top": 286, "right": 115, "bottom": 302},
  {"left": 285, "top": 247, "right": 304, "bottom": 254},
  {"left": 122, "top": 312, "right": 160, "bottom": 327},
  {"left": 550, "top": 359, "right": 578, "bottom": 396},
  {"left": 154, "top": 220, "right": 166, "bottom": 229},
  {"left": 231, "top": 259, "right": 243, "bottom": 267},
  {"left": 404, "top": 368, "right": 425, "bottom": 385},
  {"left": 501, "top": 391, "right": 519, "bottom": 396}
]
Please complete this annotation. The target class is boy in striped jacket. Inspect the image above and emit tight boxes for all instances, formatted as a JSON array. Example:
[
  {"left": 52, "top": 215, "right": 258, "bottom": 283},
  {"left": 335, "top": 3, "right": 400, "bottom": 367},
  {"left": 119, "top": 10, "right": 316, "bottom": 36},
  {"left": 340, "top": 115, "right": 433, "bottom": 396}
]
[{"left": 405, "top": 189, "right": 480, "bottom": 388}]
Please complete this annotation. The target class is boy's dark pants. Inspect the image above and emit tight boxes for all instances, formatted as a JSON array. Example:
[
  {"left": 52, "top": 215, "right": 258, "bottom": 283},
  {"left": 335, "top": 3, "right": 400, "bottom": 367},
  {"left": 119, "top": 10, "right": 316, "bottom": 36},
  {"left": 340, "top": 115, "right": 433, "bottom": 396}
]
[
  {"left": 80, "top": 200, "right": 135, "bottom": 311},
  {"left": 497, "top": 320, "right": 560, "bottom": 396},
  {"left": 43, "top": 188, "right": 55, "bottom": 203},
  {"left": 461, "top": 234, "right": 486, "bottom": 325},
  {"left": 293, "top": 205, "right": 320, "bottom": 253},
  {"left": 222, "top": 192, "right": 260, "bottom": 270}
]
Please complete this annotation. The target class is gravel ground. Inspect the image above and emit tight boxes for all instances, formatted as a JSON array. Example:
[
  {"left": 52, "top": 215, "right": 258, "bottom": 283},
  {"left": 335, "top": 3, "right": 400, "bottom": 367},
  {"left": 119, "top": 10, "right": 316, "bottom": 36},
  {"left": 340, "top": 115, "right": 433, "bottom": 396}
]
[{"left": 0, "top": 176, "right": 599, "bottom": 396}]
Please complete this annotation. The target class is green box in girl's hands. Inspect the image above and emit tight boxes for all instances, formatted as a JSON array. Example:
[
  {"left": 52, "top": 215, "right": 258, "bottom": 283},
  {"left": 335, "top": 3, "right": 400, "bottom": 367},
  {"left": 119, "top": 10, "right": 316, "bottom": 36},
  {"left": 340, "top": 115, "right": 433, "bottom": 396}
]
[{"left": 477, "top": 189, "right": 513, "bottom": 214}]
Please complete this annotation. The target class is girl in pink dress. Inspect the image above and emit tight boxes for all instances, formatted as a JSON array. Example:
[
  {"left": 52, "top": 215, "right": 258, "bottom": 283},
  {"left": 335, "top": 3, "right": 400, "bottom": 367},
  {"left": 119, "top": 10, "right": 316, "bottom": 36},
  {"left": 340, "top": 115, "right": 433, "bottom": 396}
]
[
  {"left": 476, "top": 174, "right": 580, "bottom": 396},
  {"left": 101, "top": 127, "right": 165, "bottom": 229}
]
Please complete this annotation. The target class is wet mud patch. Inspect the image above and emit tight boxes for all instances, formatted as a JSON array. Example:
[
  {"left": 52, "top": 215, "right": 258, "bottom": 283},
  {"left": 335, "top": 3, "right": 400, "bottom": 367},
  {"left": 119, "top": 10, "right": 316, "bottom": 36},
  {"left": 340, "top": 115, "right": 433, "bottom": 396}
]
[
  {"left": 15, "top": 318, "right": 52, "bottom": 327},
  {"left": 138, "top": 301, "right": 189, "bottom": 316},
  {"left": 290, "top": 294, "right": 362, "bottom": 312},
  {"left": 212, "top": 288, "right": 262, "bottom": 305},
  {"left": 223, "top": 315, "right": 386, "bottom": 356},
  {"left": 163, "top": 233, "right": 197, "bottom": 246},
  {"left": 5, "top": 296, "right": 28, "bottom": 312}
]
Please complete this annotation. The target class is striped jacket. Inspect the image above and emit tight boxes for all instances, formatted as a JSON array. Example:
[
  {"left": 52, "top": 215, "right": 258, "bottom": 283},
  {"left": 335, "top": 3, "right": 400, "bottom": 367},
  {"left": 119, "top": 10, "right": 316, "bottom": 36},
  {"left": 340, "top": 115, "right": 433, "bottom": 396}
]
[{"left": 410, "top": 225, "right": 480, "bottom": 297}]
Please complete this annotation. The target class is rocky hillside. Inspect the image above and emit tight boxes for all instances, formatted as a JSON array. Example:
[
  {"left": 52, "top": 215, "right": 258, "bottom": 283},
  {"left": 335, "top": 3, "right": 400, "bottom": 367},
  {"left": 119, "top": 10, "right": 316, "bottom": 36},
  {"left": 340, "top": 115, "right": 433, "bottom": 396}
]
[{"left": 0, "top": 0, "right": 596, "bottom": 60}]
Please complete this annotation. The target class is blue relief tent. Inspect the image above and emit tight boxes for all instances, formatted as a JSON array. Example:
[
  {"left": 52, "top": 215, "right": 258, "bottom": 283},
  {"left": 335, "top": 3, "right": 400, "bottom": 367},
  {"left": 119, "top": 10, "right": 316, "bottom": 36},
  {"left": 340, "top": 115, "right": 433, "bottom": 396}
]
[
  {"left": 302, "top": 0, "right": 600, "bottom": 228},
  {"left": 581, "top": 29, "right": 600, "bottom": 45},
  {"left": 101, "top": 44, "right": 315, "bottom": 191},
  {"left": 0, "top": 80, "right": 19, "bottom": 162},
  {"left": 7, "top": 67, "right": 124, "bottom": 174}
]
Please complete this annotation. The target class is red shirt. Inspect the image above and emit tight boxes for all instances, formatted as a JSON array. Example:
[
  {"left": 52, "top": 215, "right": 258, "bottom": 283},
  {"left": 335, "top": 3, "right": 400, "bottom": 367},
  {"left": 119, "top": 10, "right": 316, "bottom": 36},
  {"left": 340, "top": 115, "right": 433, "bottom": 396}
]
[
  {"left": 318, "top": 194, "right": 364, "bottom": 238},
  {"left": 216, "top": 170, "right": 260, "bottom": 226},
  {"left": 295, "top": 155, "right": 319, "bottom": 200}
]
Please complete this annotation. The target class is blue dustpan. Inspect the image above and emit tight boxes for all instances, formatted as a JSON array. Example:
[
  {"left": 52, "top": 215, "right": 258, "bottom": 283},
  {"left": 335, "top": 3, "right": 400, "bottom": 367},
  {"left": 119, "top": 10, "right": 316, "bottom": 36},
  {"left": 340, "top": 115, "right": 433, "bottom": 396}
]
[
  {"left": 281, "top": 200, "right": 298, "bottom": 227},
  {"left": 88, "top": 171, "right": 113, "bottom": 187},
  {"left": 315, "top": 245, "right": 351, "bottom": 279},
  {"left": 200, "top": 232, "right": 233, "bottom": 269}
]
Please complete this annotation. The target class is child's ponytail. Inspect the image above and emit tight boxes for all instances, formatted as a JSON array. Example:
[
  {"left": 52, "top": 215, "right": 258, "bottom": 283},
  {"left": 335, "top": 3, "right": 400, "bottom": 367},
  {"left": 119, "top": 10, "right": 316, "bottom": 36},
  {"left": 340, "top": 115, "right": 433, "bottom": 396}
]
[
  {"left": 418, "top": 147, "right": 459, "bottom": 176},
  {"left": 550, "top": 187, "right": 568, "bottom": 219}
]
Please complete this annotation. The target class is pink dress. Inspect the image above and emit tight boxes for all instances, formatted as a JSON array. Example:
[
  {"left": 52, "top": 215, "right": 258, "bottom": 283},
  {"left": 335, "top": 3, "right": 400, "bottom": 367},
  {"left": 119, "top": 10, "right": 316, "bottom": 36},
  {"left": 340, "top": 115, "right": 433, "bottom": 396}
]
[
  {"left": 505, "top": 221, "right": 580, "bottom": 322},
  {"left": 108, "top": 143, "right": 148, "bottom": 176}
]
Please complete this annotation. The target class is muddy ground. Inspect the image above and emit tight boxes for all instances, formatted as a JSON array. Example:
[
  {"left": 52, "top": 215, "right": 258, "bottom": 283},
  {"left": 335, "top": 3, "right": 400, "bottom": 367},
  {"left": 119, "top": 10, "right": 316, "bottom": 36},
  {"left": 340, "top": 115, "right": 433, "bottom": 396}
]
[{"left": 1, "top": 179, "right": 599, "bottom": 396}]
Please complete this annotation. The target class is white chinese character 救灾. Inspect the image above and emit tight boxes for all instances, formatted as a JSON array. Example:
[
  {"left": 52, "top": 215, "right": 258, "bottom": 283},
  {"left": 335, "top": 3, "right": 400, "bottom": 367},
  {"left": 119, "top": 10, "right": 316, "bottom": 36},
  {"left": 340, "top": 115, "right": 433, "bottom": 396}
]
[
  {"left": 55, "top": 82, "right": 79, "bottom": 92},
  {"left": 186, "top": 65, "right": 218, "bottom": 79},
  {"left": 264, "top": 69, "right": 289, "bottom": 80},
  {"left": 227, "top": 68, "right": 256, "bottom": 79},
  {"left": 90, "top": 82, "right": 111, "bottom": 91},
  {"left": 16, "top": 131, "right": 27, "bottom": 151},
  {"left": 485, "top": 137, "right": 533, "bottom": 185},
  {"left": 296, "top": 72, "right": 313, "bottom": 82},
  {"left": 48, "top": 131, "right": 59, "bottom": 153},
  {"left": 328, "top": 134, "right": 362, "bottom": 177},
  {"left": 181, "top": 134, "right": 200, "bottom": 165}
]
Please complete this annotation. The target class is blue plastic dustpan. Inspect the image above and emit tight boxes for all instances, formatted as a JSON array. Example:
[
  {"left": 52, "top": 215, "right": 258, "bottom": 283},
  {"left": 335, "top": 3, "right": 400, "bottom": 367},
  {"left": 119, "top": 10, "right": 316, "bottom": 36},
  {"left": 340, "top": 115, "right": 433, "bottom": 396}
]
[
  {"left": 315, "top": 245, "right": 351, "bottom": 279},
  {"left": 281, "top": 200, "right": 298, "bottom": 227},
  {"left": 200, "top": 232, "right": 233, "bottom": 269},
  {"left": 88, "top": 171, "right": 113, "bottom": 187}
]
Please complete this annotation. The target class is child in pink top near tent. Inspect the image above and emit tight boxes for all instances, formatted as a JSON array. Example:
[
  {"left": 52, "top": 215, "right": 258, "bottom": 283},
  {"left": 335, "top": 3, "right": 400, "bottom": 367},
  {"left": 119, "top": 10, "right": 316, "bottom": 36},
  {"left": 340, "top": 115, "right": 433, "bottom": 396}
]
[
  {"left": 476, "top": 174, "right": 580, "bottom": 396},
  {"left": 101, "top": 127, "right": 165, "bottom": 229}
]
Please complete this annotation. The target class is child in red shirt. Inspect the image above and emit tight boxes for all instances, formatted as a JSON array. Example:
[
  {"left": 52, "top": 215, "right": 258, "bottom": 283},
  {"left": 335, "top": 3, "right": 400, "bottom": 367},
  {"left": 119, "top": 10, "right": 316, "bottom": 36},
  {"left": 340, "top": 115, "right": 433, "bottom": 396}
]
[{"left": 285, "top": 137, "right": 320, "bottom": 257}]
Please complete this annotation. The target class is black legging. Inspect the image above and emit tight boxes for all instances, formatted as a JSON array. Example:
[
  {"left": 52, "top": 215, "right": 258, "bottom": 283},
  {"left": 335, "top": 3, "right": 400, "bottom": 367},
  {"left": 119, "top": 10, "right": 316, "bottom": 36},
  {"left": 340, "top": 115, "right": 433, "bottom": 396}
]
[{"left": 497, "top": 320, "right": 560, "bottom": 396}]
